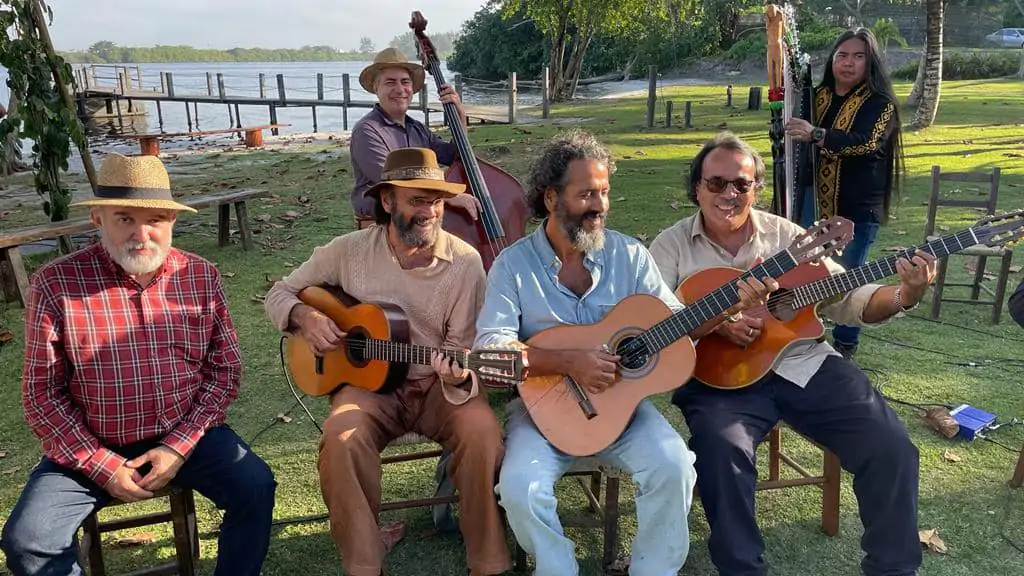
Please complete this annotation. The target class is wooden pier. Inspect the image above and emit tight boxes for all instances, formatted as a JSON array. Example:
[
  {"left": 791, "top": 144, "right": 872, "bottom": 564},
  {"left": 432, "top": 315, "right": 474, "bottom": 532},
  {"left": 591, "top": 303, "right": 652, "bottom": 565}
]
[{"left": 72, "top": 65, "right": 538, "bottom": 135}]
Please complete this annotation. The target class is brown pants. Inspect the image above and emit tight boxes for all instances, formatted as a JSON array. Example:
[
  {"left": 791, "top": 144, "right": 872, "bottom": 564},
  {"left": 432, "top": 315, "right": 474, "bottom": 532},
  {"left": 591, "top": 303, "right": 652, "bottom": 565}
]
[{"left": 318, "top": 377, "right": 511, "bottom": 576}]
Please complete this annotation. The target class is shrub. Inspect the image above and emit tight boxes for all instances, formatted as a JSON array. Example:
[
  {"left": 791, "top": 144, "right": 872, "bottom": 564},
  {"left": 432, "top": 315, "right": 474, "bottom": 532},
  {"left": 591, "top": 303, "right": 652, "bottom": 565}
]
[{"left": 893, "top": 51, "right": 1021, "bottom": 80}]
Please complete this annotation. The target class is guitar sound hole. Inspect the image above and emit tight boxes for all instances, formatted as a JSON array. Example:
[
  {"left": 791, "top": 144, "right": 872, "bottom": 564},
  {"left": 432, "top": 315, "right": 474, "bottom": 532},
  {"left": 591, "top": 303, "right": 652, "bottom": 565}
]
[
  {"left": 616, "top": 337, "right": 649, "bottom": 371},
  {"left": 346, "top": 333, "right": 368, "bottom": 363}
]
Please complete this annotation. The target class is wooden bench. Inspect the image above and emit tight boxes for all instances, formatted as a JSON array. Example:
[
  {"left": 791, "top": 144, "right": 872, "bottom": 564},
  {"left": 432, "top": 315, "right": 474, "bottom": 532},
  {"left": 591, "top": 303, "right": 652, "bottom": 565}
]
[
  {"left": 0, "top": 188, "right": 265, "bottom": 307},
  {"left": 120, "top": 124, "right": 291, "bottom": 156}
]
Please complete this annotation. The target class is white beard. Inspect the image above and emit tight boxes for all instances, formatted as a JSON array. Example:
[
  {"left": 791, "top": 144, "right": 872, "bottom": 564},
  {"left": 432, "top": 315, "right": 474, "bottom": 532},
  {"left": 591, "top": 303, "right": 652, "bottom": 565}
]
[{"left": 102, "top": 235, "right": 169, "bottom": 275}]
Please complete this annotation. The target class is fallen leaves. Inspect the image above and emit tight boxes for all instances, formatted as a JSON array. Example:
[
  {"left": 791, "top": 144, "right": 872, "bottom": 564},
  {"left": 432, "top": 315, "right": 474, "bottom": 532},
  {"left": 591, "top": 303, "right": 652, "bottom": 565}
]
[
  {"left": 0, "top": 451, "right": 7, "bottom": 458},
  {"left": 0, "top": 329, "right": 14, "bottom": 347},
  {"left": 110, "top": 533, "right": 157, "bottom": 548},
  {"left": 276, "top": 413, "right": 293, "bottom": 423},
  {"left": 919, "top": 528, "right": 948, "bottom": 554},
  {"left": 669, "top": 200, "right": 682, "bottom": 211},
  {"left": 942, "top": 449, "right": 962, "bottom": 463},
  {"left": 2, "top": 466, "right": 21, "bottom": 476}
]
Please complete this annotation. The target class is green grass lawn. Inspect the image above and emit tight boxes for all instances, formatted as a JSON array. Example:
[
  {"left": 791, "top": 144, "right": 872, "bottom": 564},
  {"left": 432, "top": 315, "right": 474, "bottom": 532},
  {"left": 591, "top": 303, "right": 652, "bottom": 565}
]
[{"left": 1, "top": 79, "right": 1023, "bottom": 575}]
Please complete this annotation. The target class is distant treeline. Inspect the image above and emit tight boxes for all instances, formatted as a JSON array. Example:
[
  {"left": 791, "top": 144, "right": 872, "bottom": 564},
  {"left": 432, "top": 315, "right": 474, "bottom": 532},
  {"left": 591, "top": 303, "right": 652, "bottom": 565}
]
[{"left": 59, "top": 36, "right": 459, "bottom": 64}]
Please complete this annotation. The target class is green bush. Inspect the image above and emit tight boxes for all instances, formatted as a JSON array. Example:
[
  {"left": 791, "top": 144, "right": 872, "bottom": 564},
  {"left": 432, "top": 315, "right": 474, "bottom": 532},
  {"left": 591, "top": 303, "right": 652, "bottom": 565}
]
[{"left": 892, "top": 51, "right": 1021, "bottom": 80}]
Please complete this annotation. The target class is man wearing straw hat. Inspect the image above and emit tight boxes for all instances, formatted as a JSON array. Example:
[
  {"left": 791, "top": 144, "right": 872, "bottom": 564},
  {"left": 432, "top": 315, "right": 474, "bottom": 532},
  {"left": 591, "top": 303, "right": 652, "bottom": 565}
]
[
  {"left": 349, "top": 47, "right": 480, "bottom": 229},
  {"left": 1, "top": 153, "right": 277, "bottom": 576},
  {"left": 266, "top": 147, "right": 510, "bottom": 576}
]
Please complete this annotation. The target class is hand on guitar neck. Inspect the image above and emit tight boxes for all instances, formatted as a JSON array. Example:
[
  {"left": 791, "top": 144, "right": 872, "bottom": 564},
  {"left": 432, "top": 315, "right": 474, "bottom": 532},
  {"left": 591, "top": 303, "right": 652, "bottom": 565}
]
[{"left": 289, "top": 304, "right": 347, "bottom": 354}]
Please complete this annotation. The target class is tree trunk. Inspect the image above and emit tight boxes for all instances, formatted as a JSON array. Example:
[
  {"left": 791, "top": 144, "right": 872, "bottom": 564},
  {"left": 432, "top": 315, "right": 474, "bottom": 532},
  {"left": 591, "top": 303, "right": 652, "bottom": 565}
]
[
  {"left": 1018, "top": 47, "right": 1024, "bottom": 79},
  {"left": 906, "top": 39, "right": 927, "bottom": 107},
  {"left": 0, "top": 93, "right": 24, "bottom": 176},
  {"left": 912, "top": 0, "right": 944, "bottom": 129},
  {"left": 560, "top": 24, "right": 595, "bottom": 100},
  {"left": 547, "top": 6, "right": 571, "bottom": 103}
]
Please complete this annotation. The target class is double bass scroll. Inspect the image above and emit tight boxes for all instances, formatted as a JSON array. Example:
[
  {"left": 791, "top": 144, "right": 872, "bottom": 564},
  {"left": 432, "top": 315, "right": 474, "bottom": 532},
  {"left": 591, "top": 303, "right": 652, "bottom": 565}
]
[{"left": 409, "top": 11, "right": 529, "bottom": 271}]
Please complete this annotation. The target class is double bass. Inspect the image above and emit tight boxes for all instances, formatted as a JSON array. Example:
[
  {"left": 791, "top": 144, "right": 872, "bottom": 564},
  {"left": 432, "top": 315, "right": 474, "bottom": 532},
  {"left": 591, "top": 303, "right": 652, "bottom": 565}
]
[{"left": 409, "top": 11, "right": 529, "bottom": 270}]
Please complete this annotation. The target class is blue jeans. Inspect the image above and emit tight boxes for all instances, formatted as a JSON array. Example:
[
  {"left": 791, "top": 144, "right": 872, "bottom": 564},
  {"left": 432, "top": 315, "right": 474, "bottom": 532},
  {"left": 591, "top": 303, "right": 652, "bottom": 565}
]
[
  {"left": 1, "top": 425, "right": 277, "bottom": 576},
  {"left": 832, "top": 220, "right": 881, "bottom": 347},
  {"left": 496, "top": 398, "right": 697, "bottom": 576}
]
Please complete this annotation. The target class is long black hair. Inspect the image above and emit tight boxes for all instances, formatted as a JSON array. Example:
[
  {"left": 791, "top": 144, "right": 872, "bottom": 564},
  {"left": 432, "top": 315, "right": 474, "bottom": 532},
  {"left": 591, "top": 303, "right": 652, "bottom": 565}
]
[{"left": 819, "top": 27, "right": 905, "bottom": 222}]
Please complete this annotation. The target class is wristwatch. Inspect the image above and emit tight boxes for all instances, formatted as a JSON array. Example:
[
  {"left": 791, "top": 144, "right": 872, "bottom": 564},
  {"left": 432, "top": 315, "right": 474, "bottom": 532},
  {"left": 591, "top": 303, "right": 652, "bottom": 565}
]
[
  {"left": 811, "top": 127, "right": 826, "bottom": 143},
  {"left": 893, "top": 286, "right": 919, "bottom": 312}
]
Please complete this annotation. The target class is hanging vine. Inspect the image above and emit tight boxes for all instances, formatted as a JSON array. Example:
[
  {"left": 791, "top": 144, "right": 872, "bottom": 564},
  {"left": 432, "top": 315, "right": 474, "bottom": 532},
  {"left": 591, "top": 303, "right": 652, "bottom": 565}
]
[{"left": 0, "top": 0, "right": 87, "bottom": 222}]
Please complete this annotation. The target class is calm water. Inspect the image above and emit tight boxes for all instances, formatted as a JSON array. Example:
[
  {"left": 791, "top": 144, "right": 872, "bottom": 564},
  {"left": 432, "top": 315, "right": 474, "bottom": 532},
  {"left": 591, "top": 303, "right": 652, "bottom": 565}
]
[{"left": 1, "top": 61, "right": 537, "bottom": 140}]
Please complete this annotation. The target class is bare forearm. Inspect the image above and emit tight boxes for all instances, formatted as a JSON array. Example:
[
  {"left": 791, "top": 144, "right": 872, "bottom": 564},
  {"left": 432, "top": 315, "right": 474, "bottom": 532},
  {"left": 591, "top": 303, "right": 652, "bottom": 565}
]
[
  {"left": 521, "top": 347, "right": 576, "bottom": 377},
  {"left": 861, "top": 285, "right": 909, "bottom": 323}
]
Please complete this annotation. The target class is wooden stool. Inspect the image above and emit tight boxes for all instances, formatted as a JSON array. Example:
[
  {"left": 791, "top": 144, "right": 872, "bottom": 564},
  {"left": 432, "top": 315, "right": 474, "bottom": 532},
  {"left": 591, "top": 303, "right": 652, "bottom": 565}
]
[
  {"left": 79, "top": 486, "right": 200, "bottom": 576},
  {"left": 513, "top": 457, "right": 623, "bottom": 574}
]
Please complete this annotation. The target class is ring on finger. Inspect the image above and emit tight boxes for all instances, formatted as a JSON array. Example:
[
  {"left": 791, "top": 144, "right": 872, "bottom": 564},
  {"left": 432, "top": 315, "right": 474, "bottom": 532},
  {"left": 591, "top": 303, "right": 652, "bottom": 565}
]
[{"left": 747, "top": 327, "right": 755, "bottom": 337}]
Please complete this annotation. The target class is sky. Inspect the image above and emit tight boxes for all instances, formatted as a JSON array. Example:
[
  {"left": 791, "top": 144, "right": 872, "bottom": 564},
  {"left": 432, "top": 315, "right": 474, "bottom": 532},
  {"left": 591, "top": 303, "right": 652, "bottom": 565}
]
[{"left": 46, "top": 0, "right": 486, "bottom": 51}]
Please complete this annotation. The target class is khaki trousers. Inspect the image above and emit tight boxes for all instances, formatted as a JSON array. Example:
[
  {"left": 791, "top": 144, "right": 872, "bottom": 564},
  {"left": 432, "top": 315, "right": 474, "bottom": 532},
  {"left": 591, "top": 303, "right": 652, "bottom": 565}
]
[{"left": 318, "top": 377, "right": 511, "bottom": 576}]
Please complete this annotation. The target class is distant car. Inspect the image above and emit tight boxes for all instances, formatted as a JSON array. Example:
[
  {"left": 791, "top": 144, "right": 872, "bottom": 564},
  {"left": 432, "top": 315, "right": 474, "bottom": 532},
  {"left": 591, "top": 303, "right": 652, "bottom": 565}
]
[{"left": 985, "top": 28, "right": 1024, "bottom": 48}]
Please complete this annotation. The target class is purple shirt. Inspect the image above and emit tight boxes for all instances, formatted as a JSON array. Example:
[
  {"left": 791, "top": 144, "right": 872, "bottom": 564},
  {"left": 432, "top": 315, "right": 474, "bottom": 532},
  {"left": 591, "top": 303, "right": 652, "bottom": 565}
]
[{"left": 349, "top": 104, "right": 458, "bottom": 217}]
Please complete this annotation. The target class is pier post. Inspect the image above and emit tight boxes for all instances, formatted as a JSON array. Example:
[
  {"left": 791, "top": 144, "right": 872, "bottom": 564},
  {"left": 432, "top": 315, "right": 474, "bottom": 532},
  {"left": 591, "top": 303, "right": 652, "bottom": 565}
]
[
  {"left": 646, "top": 65, "right": 657, "bottom": 128},
  {"left": 665, "top": 101, "right": 673, "bottom": 127},
  {"left": 207, "top": 72, "right": 214, "bottom": 96},
  {"left": 314, "top": 73, "right": 324, "bottom": 132},
  {"left": 685, "top": 101, "right": 693, "bottom": 128},
  {"left": 342, "top": 73, "right": 351, "bottom": 130},
  {"left": 542, "top": 66, "right": 550, "bottom": 119},
  {"left": 165, "top": 73, "right": 175, "bottom": 99},
  {"left": 508, "top": 72, "right": 517, "bottom": 124},
  {"left": 259, "top": 73, "right": 266, "bottom": 99}
]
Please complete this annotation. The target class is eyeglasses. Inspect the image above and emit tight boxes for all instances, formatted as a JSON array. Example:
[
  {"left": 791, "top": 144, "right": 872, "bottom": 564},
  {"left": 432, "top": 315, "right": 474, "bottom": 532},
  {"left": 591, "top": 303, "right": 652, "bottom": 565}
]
[{"left": 702, "top": 176, "right": 758, "bottom": 194}]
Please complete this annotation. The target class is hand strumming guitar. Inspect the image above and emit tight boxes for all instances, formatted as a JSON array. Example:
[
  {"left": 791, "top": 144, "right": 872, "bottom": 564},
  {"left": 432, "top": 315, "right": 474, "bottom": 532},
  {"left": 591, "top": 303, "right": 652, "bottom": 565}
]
[
  {"left": 289, "top": 304, "right": 347, "bottom": 355},
  {"left": 568, "top": 348, "right": 622, "bottom": 395}
]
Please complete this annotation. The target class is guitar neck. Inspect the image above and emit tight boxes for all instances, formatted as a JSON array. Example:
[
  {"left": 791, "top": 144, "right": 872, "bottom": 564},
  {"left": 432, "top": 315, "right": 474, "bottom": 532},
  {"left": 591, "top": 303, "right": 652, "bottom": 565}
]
[
  {"left": 355, "top": 338, "right": 468, "bottom": 368},
  {"left": 789, "top": 228, "right": 979, "bottom": 308},
  {"left": 423, "top": 61, "right": 504, "bottom": 240},
  {"left": 644, "top": 249, "right": 799, "bottom": 353}
]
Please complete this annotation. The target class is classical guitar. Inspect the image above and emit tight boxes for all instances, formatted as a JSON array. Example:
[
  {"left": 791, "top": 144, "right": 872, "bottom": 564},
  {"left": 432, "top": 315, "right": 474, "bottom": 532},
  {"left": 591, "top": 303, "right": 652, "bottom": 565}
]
[
  {"left": 285, "top": 286, "right": 526, "bottom": 396},
  {"left": 677, "top": 209, "right": 1024, "bottom": 390},
  {"left": 519, "top": 217, "right": 853, "bottom": 457}
]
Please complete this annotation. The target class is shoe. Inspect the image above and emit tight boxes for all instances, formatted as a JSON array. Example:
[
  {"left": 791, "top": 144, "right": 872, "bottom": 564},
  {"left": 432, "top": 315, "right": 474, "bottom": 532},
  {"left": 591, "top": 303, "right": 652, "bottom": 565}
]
[{"left": 832, "top": 340, "right": 858, "bottom": 360}]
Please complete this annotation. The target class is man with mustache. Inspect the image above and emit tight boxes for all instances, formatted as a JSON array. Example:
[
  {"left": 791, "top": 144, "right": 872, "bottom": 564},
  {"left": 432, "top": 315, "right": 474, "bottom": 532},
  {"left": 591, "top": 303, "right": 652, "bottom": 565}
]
[
  {"left": 350, "top": 48, "right": 480, "bottom": 229},
  {"left": 265, "top": 147, "right": 510, "bottom": 576},
  {"left": 2, "top": 153, "right": 277, "bottom": 576},
  {"left": 473, "top": 129, "right": 779, "bottom": 575},
  {"left": 649, "top": 132, "right": 935, "bottom": 576}
]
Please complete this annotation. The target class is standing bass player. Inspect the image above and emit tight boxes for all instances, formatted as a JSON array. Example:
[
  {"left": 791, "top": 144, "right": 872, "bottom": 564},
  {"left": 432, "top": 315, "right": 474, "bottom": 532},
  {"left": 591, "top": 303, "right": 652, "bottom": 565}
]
[
  {"left": 649, "top": 132, "right": 935, "bottom": 576},
  {"left": 473, "top": 129, "right": 779, "bottom": 575},
  {"left": 265, "top": 147, "right": 510, "bottom": 576}
]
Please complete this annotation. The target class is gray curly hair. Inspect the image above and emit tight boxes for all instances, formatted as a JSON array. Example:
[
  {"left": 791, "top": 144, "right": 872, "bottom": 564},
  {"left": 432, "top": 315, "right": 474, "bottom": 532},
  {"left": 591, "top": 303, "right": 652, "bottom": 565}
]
[{"left": 526, "top": 128, "right": 616, "bottom": 219}]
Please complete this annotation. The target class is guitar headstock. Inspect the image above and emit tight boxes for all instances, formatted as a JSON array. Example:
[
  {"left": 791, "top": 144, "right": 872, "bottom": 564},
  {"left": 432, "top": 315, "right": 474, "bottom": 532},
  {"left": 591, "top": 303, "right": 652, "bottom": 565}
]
[
  {"left": 408, "top": 11, "right": 437, "bottom": 69},
  {"left": 972, "top": 209, "right": 1024, "bottom": 247},
  {"left": 788, "top": 216, "right": 854, "bottom": 265},
  {"left": 469, "top": 348, "right": 527, "bottom": 386}
]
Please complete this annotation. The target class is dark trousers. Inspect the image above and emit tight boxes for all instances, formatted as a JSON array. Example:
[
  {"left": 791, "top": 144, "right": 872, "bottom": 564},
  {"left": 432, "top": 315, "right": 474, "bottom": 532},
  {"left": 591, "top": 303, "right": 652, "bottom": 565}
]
[
  {"left": 832, "top": 220, "right": 881, "bottom": 348},
  {"left": 1, "top": 425, "right": 277, "bottom": 576},
  {"left": 673, "top": 356, "right": 921, "bottom": 576}
]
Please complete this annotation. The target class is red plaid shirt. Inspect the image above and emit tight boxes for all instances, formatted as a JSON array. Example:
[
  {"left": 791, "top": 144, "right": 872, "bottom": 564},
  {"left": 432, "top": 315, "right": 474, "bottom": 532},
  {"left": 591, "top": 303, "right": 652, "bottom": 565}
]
[{"left": 22, "top": 242, "right": 242, "bottom": 487}]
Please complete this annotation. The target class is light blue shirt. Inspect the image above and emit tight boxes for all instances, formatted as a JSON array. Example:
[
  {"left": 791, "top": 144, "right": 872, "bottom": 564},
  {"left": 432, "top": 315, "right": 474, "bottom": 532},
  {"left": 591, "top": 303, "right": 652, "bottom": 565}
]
[{"left": 474, "top": 221, "right": 684, "bottom": 350}]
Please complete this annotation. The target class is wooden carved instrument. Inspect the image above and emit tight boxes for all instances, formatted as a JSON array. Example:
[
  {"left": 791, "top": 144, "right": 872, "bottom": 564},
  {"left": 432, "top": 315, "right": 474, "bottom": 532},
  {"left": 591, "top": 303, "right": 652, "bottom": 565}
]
[
  {"left": 677, "top": 209, "right": 1024, "bottom": 390},
  {"left": 409, "top": 11, "right": 529, "bottom": 271},
  {"left": 285, "top": 286, "right": 526, "bottom": 396},
  {"left": 519, "top": 217, "right": 853, "bottom": 457}
]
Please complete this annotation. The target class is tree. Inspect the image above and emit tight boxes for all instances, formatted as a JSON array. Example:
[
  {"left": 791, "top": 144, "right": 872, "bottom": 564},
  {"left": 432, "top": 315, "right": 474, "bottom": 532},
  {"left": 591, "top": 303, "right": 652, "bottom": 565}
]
[
  {"left": 0, "top": 0, "right": 90, "bottom": 224},
  {"left": 358, "top": 36, "right": 376, "bottom": 54},
  {"left": 905, "top": 37, "right": 926, "bottom": 107},
  {"left": 499, "top": 0, "right": 678, "bottom": 101},
  {"left": 911, "top": 0, "right": 944, "bottom": 128},
  {"left": 870, "top": 18, "right": 907, "bottom": 53}
]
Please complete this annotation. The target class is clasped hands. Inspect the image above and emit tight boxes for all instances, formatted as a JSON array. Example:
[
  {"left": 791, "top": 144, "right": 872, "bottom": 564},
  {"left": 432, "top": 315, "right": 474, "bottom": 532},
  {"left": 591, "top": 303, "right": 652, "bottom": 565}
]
[{"left": 104, "top": 445, "right": 185, "bottom": 503}]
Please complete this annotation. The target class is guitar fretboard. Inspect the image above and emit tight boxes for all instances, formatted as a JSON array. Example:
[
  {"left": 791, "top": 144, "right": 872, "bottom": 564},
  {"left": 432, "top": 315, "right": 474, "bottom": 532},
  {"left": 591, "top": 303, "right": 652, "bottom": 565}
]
[
  {"left": 346, "top": 337, "right": 470, "bottom": 368},
  {"left": 789, "top": 228, "right": 978, "bottom": 308},
  {"left": 632, "top": 250, "right": 798, "bottom": 355}
]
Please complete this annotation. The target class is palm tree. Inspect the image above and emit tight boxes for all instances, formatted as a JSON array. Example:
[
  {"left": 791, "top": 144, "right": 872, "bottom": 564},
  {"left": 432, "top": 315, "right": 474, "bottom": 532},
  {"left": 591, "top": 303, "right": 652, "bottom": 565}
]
[{"left": 911, "top": 0, "right": 944, "bottom": 129}]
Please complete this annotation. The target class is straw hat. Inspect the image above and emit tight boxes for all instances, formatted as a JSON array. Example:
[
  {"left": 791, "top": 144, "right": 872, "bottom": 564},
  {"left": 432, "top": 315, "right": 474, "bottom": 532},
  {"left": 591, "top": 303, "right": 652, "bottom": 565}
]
[
  {"left": 71, "top": 153, "right": 196, "bottom": 212},
  {"left": 365, "top": 148, "right": 465, "bottom": 198},
  {"left": 359, "top": 47, "right": 426, "bottom": 94}
]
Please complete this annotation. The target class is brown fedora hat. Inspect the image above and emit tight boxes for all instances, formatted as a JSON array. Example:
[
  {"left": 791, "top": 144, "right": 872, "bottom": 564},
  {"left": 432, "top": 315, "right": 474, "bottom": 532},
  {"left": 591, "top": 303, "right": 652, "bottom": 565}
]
[
  {"left": 359, "top": 47, "right": 426, "bottom": 94},
  {"left": 70, "top": 153, "right": 197, "bottom": 212},
  {"left": 365, "top": 148, "right": 465, "bottom": 198}
]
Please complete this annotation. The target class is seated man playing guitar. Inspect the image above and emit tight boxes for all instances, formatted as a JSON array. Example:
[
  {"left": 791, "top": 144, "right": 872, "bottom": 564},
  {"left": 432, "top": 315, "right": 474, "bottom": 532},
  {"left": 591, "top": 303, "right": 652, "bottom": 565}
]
[
  {"left": 473, "top": 129, "right": 778, "bottom": 575},
  {"left": 264, "top": 147, "right": 510, "bottom": 576},
  {"left": 648, "top": 132, "right": 936, "bottom": 576}
]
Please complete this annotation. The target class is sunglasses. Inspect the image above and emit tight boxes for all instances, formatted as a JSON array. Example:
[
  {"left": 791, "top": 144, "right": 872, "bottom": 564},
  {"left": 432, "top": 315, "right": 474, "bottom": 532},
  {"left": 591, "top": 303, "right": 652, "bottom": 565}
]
[{"left": 702, "top": 176, "right": 758, "bottom": 194}]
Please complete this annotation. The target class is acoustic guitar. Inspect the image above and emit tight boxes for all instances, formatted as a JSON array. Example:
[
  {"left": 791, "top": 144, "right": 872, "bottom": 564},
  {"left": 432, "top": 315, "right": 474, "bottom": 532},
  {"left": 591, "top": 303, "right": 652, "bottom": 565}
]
[
  {"left": 285, "top": 286, "right": 527, "bottom": 396},
  {"left": 676, "top": 209, "right": 1024, "bottom": 390},
  {"left": 518, "top": 217, "right": 853, "bottom": 457}
]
